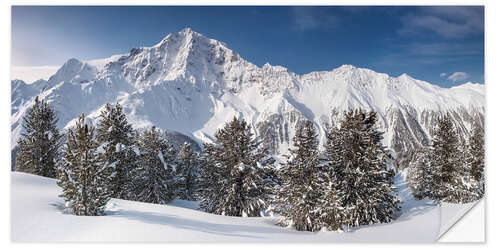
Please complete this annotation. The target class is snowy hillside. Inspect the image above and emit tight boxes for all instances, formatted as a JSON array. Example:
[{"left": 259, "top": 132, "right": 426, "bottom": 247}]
[
  {"left": 11, "top": 172, "right": 440, "bottom": 242},
  {"left": 10, "top": 27, "right": 485, "bottom": 157}
]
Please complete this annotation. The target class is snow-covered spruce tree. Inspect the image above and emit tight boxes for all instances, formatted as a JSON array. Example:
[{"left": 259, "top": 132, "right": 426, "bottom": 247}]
[
  {"left": 15, "top": 96, "right": 62, "bottom": 178},
  {"left": 456, "top": 133, "right": 479, "bottom": 203},
  {"left": 406, "top": 147, "right": 432, "bottom": 200},
  {"left": 326, "top": 109, "right": 400, "bottom": 228},
  {"left": 96, "top": 102, "right": 135, "bottom": 199},
  {"left": 175, "top": 142, "right": 201, "bottom": 200},
  {"left": 428, "top": 113, "right": 474, "bottom": 203},
  {"left": 130, "top": 126, "right": 176, "bottom": 204},
  {"left": 200, "top": 116, "right": 270, "bottom": 217},
  {"left": 467, "top": 121, "right": 485, "bottom": 199},
  {"left": 120, "top": 146, "right": 141, "bottom": 200},
  {"left": 57, "top": 114, "right": 114, "bottom": 216},
  {"left": 272, "top": 120, "right": 327, "bottom": 231},
  {"left": 318, "top": 172, "right": 345, "bottom": 232}
]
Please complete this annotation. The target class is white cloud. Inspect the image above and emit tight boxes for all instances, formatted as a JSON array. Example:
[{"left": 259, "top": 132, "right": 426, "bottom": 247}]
[
  {"left": 440, "top": 73, "right": 447, "bottom": 77},
  {"left": 292, "top": 7, "right": 338, "bottom": 31},
  {"left": 406, "top": 42, "right": 482, "bottom": 57},
  {"left": 447, "top": 72, "right": 469, "bottom": 82},
  {"left": 398, "top": 6, "right": 483, "bottom": 39}
]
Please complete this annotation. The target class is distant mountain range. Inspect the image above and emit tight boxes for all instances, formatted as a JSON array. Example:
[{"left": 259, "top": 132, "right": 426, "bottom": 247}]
[{"left": 11, "top": 27, "right": 485, "bottom": 162}]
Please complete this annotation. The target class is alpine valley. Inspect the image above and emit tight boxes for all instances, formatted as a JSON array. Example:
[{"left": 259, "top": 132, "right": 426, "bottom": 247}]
[{"left": 11, "top": 28, "right": 485, "bottom": 165}]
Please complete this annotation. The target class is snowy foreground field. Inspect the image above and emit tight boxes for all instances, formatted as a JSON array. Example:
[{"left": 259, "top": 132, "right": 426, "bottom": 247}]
[{"left": 11, "top": 172, "right": 442, "bottom": 242}]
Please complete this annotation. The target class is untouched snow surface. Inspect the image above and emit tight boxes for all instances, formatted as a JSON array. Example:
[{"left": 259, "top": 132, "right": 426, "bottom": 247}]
[{"left": 11, "top": 172, "right": 440, "bottom": 242}]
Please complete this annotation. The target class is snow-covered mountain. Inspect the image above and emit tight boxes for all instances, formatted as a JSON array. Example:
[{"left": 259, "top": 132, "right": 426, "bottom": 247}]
[{"left": 10, "top": 27, "right": 485, "bottom": 160}]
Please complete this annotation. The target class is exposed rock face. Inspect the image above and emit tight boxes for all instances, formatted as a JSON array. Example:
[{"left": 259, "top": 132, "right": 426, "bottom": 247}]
[{"left": 11, "top": 28, "right": 485, "bottom": 164}]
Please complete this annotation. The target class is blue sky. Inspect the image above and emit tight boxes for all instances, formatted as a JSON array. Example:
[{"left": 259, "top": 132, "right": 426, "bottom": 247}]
[{"left": 11, "top": 6, "right": 484, "bottom": 87}]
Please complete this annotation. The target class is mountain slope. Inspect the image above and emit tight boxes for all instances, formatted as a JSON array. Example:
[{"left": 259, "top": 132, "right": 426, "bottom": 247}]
[{"left": 10, "top": 27, "right": 485, "bottom": 159}]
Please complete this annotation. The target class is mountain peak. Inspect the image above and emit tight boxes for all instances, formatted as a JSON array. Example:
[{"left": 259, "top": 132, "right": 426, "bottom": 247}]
[
  {"left": 337, "top": 64, "right": 357, "bottom": 70},
  {"left": 263, "top": 62, "right": 288, "bottom": 72},
  {"left": 333, "top": 64, "right": 365, "bottom": 75},
  {"left": 122, "top": 27, "right": 246, "bottom": 87},
  {"left": 48, "top": 58, "right": 96, "bottom": 85},
  {"left": 11, "top": 30, "right": 485, "bottom": 160},
  {"left": 175, "top": 27, "right": 206, "bottom": 39},
  {"left": 398, "top": 73, "right": 413, "bottom": 80},
  {"left": 154, "top": 27, "right": 206, "bottom": 48},
  {"left": 334, "top": 64, "right": 375, "bottom": 75},
  {"left": 176, "top": 27, "right": 203, "bottom": 40},
  {"left": 48, "top": 58, "right": 83, "bottom": 83},
  {"left": 63, "top": 58, "right": 83, "bottom": 68},
  {"left": 180, "top": 27, "right": 194, "bottom": 35},
  {"left": 460, "top": 81, "right": 483, "bottom": 86},
  {"left": 452, "top": 81, "right": 485, "bottom": 92}
]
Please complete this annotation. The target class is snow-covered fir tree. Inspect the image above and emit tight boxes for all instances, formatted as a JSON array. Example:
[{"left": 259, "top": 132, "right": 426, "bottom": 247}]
[
  {"left": 120, "top": 146, "right": 141, "bottom": 200},
  {"left": 57, "top": 114, "right": 115, "bottom": 216},
  {"left": 467, "top": 120, "right": 485, "bottom": 199},
  {"left": 428, "top": 113, "right": 476, "bottom": 203},
  {"left": 318, "top": 172, "right": 345, "bottom": 232},
  {"left": 325, "top": 109, "right": 400, "bottom": 228},
  {"left": 200, "top": 116, "right": 270, "bottom": 217},
  {"left": 15, "top": 96, "right": 62, "bottom": 178},
  {"left": 406, "top": 147, "right": 432, "bottom": 200},
  {"left": 175, "top": 142, "right": 201, "bottom": 200},
  {"left": 96, "top": 102, "right": 135, "bottom": 199},
  {"left": 130, "top": 126, "right": 176, "bottom": 204},
  {"left": 272, "top": 120, "right": 327, "bottom": 231}
]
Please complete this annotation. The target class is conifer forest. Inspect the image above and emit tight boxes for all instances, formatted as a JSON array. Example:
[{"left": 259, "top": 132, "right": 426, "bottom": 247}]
[{"left": 14, "top": 98, "right": 484, "bottom": 233}]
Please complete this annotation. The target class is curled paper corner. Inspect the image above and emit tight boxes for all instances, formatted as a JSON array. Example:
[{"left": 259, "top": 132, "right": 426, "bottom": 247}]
[{"left": 438, "top": 199, "right": 485, "bottom": 242}]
